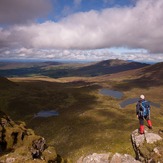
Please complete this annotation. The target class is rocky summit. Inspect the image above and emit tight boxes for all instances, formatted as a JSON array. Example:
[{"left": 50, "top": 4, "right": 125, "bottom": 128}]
[
  {"left": 131, "top": 127, "right": 163, "bottom": 163},
  {"left": 0, "top": 111, "right": 66, "bottom": 163},
  {"left": 77, "top": 153, "right": 141, "bottom": 163},
  {"left": 77, "top": 128, "right": 163, "bottom": 163}
]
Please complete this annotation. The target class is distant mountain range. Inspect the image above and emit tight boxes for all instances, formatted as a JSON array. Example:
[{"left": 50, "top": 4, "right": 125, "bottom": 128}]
[
  {"left": 66, "top": 59, "right": 148, "bottom": 77},
  {"left": 0, "top": 59, "right": 150, "bottom": 78}
]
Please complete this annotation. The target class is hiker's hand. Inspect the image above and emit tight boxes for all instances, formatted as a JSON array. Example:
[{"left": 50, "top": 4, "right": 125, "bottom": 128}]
[{"left": 136, "top": 115, "right": 138, "bottom": 119}]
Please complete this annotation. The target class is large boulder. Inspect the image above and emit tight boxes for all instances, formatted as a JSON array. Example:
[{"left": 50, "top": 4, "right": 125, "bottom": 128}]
[
  {"left": 77, "top": 152, "right": 141, "bottom": 163},
  {"left": 77, "top": 127, "right": 163, "bottom": 163},
  {"left": 77, "top": 153, "right": 111, "bottom": 163},
  {"left": 131, "top": 127, "right": 163, "bottom": 162},
  {"left": 0, "top": 111, "right": 65, "bottom": 163}
]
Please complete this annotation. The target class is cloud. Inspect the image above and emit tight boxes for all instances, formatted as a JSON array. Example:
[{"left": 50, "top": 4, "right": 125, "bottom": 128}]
[
  {"left": 0, "top": 0, "right": 163, "bottom": 61},
  {"left": 1, "top": 47, "right": 163, "bottom": 62},
  {"left": 0, "top": 0, "right": 52, "bottom": 25}
]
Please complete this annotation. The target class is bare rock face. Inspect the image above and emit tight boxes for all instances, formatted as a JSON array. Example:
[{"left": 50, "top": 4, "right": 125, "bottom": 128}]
[
  {"left": 131, "top": 128, "right": 163, "bottom": 162},
  {"left": 77, "top": 127, "right": 163, "bottom": 163},
  {"left": 77, "top": 153, "right": 112, "bottom": 163},
  {"left": 0, "top": 111, "right": 65, "bottom": 163},
  {"left": 110, "top": 153, "right": 141, "bottom": 163},
  {"left": 77, "top": 153, "right": 141, "bottom": 163}
]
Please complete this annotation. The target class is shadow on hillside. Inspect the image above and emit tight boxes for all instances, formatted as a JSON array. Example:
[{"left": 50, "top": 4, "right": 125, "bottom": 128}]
[
  {"left": 1, "top": 79, "right": 99, "bottom": 120},
  {"left": 0, "top": 76, "right": 18, "bottom": 89},
  {"left": 1, "top": 78, "right": 139, "bottom": 160},
  {"left": 28, "top": 107, "right": 136, "bottom": 160},
  {"left": 113, "top": 76, "right": 163, "bottom": 91}
]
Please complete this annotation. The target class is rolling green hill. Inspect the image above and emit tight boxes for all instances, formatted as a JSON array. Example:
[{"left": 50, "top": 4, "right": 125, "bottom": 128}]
[{"left": 112, "top": 62, "right": 163, "bottom": 90}]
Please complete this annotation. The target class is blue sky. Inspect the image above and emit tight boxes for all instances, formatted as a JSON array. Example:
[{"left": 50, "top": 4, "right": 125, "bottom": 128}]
[
  {"left": 0, "top": 0, "right": 163, "bottom": 62},
  {"left": 50, "top": 0, "right": 136, "bottom": 21}
]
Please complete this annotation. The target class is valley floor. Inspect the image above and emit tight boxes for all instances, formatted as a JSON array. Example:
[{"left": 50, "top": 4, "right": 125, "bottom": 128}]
[{"left": 1, "top": 74, "right": 162, "bottom": 162}]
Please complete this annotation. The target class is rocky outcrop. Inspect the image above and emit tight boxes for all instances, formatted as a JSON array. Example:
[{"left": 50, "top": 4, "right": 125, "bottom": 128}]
[
  {"left": 78, "top": 128, "right": 163, "bottom": 163},
  {"left": 131, "top": 127, "right": 163, "bottom": 162},
  {"left": 0, "top": 111, "right": 65, "bottom": 163},
  {"left": 1, "top": 110, "right": 163, "bottom": 163},
  {"left": 77, "top": 153, "right": 111, "bottom": 163},
  {"left": 77, "top": 152, "right": 141, "bottom": 163}
]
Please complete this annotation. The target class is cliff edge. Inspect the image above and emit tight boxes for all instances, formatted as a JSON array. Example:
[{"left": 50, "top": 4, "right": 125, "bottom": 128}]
[
  {"left": 0, "top": 111, "right": 66, "bottom": 163},
  {"left": 131, "top": 127, "right": 163, "bottom": 162}
]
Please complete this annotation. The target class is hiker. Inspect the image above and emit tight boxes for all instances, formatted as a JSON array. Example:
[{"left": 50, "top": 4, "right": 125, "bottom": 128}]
[{"left": 136, "top": 95, "right": 152, "bottom": 134}]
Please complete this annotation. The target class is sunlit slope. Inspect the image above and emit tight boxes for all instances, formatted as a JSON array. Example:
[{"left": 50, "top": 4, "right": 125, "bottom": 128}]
[
  {"left": 137, "top": 61, "right": 163, "bottom": 83},
  {"left": 109, "top": 62, "right": 163, "bottom": 90}
]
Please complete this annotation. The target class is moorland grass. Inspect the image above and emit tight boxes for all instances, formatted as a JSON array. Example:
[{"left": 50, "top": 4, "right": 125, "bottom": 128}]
[{"left": 0, "top": 76, "right": 162, "bottom": 162}]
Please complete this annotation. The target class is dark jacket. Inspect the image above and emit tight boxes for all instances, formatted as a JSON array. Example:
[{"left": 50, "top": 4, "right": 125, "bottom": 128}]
[{"left": 136, "top": 99, "right": 150, "bottom": 117}]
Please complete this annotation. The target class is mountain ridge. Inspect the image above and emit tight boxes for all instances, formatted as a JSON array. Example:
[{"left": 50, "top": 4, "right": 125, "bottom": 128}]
[{"left": 0, "top": 59, "right": 149, "bottom": 78}]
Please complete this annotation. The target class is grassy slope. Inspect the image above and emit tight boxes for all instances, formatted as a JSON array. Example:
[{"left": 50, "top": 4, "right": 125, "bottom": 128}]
[
  {"left": 0, "top": 63, "right": 163, "bottom": 162},
  {"left": 1, "top": 78, "right": 136, "bottom": 161}
]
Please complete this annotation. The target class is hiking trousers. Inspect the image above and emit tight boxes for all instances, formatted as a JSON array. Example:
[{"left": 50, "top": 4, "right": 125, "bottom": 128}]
[{"left": 138, "top": 115, "right": 152, "bottom": 134}]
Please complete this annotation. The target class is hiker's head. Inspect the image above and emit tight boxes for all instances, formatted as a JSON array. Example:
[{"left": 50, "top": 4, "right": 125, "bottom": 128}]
[{"left": 140, "top": 94, "right": 145, "bottom": 100}]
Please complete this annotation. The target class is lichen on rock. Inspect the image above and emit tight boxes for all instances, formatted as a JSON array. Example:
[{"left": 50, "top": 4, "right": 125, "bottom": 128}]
[
  {"left": 0, "top": 111, "right": 64, "bottom": 163},
  {"left": 77, "top": 152, "right": 141, "bottom": 163},
  {"left": 131, "top": 127, "right": 163, "bottom": 162}
]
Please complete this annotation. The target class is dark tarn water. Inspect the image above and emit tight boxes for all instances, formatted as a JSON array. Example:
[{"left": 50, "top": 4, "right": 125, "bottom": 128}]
[
  {"left": 120, "top": 98, "right": 160, "bottom": 108},
  {"left": 34, "top": 110, "right": 59, "bottom": 118},
  {"left": 99, "top": 89, "right": 123, "bottom": 99},
  {"left": 99, "top": 89, "right": 160, "bottom": 108},
  {"left": 120, "top": 98, "right": 138, "bottom": 108}
]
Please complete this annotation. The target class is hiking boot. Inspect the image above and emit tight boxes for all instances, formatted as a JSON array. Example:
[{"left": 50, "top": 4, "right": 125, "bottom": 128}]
[
  {"left": 139, "top": 132, "right": 144, "bottom": 135},
  {"left": 148, "top": 126, "right": 152, "bottom": 129}
]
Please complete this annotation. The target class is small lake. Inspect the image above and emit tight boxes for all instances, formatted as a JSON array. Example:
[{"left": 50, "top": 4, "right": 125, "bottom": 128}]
[
  {"left": 34, "top": 110, "right": 59, "bottom": 118},
  {"left": 99, "top": 88, "right": 160, "bottom": 108},
  {"left": 99, "top": 89, "right": 123, "bottom": 99},
  {"left": 120, "top": 98, "right": 160, "bottom": 108}
]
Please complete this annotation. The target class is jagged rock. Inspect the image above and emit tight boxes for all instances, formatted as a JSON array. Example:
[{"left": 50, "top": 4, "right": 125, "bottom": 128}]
[
  {"left": 158, "top": 129, "right": 163, "bottom": 137},
  {"left": 77, "top": 153, "right": 111, "bottom": 163},
  {"left": 77, "top": 152, "right": 140, "bottom": 163},
  {"left": 0, "top": 111, "right": 65, "bottom": 163},
  {"left": 42, "top": 146, "right": 57, "bottom": 162},
  {"left": 131, "top": 128, "right": 163, "bottom": 162},
  {"left": 30, "top": 137, "right": 46, "bottom": 159},
  {"left": 110, "top": 153, "right": 141, "bottom": 163},
  {"left": 77, "top": 128, "right": 163, "bottom": 163}
]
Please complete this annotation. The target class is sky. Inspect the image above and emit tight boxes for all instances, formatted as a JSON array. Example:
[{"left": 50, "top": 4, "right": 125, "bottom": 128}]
[{"left": 0, "top": 0, "right": 163, "bottom": 62}]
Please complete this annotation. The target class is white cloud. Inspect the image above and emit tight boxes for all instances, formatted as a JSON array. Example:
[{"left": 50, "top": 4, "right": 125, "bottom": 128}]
[
  {"left": 0, "top": 0, "right": 163, "bottom": 61},
  {"left": 1, "top": 48, "right": 163, "bottom": 63}
]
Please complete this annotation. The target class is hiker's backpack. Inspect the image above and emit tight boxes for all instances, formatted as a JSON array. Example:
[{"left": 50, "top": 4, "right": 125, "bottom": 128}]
[{"left": 140, "top": 100, "right": 150, "bottom": 117}]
